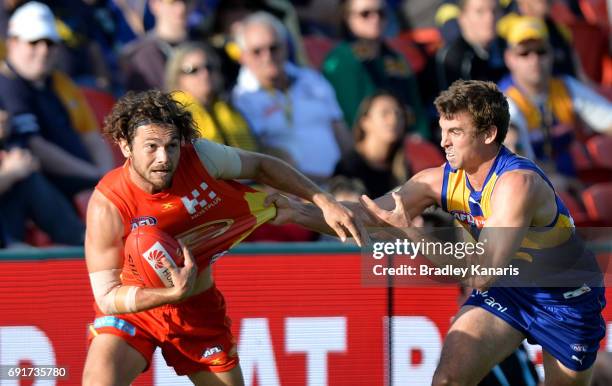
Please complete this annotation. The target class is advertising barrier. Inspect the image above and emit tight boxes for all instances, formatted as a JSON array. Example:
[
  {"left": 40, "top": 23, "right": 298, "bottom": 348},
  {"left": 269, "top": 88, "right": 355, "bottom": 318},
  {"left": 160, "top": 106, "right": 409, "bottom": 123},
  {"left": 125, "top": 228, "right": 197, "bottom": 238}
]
[{"left": 0, "top": 243, "right": 610, "bottom": 385}]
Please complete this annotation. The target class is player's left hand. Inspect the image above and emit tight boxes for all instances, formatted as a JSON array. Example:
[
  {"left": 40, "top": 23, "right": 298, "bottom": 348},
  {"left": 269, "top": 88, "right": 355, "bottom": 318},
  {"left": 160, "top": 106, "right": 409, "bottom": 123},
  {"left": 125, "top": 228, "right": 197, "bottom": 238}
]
[
  {"left": 315, "top": 194, "right": 369, "bottom": 247},
  {"left": 360, "top": 192, "right": 413, "bottom": 229}
]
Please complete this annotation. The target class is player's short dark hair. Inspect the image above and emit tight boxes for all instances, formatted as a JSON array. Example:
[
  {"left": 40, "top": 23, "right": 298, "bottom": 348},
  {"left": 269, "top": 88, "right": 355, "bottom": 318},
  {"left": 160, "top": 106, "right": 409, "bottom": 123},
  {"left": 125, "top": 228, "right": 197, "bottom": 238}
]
[
  {"left": 434, "top": 80, "right": 509, "bottom": 146},
  {"left": 104, "top": 90, "right": 198, "bottom": 146}
]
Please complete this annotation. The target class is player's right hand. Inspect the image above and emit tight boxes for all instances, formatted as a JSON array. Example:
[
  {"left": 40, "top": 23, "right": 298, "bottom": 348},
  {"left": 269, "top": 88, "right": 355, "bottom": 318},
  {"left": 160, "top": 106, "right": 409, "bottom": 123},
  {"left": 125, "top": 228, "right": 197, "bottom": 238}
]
[
  {"left": 265, "top": 193, "right": 296, "bottom": 225},
  {"left": 360, "top": 192, "right": 413, "bottom": 229},
  {"left": 163, "top": 241, "right": 197, "bottom": 302}
]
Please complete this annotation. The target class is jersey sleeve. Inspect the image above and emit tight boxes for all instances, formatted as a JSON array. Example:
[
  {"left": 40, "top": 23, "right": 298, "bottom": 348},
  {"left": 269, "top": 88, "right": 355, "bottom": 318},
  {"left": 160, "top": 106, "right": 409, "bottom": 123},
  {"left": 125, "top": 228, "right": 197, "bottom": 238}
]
[{"left": 193, "top": 139, "right": 242, "bottom": 179}]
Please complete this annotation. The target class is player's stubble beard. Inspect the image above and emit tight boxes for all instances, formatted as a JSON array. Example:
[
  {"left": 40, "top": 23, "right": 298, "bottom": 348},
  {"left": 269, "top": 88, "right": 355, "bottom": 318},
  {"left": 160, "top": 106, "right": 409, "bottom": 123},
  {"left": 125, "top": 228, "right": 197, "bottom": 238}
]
[{"left": 131, "top": 157, "right": 176, "bottom": 193}]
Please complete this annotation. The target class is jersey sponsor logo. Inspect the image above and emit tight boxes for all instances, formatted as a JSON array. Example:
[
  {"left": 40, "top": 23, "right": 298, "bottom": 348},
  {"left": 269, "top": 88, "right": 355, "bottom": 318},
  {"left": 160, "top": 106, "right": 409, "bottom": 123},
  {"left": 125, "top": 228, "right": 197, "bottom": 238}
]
[
  {"left": 93, "top": 316, "right": 136, "bottom": 336},
  {"left": 181, "top": 182, "right": 221, "bottom": 216},
  {"left": 142, "top": 241, "right": 175, "bottom": 287},
  {"left": 451, "top": 210, "right": 485, "bottom": 228},
  {"left": 472, "top": 290, "right": 507, "bottom": 313},
  {"left": 130, "top": 216, "right": 158, "bottom": 230}
]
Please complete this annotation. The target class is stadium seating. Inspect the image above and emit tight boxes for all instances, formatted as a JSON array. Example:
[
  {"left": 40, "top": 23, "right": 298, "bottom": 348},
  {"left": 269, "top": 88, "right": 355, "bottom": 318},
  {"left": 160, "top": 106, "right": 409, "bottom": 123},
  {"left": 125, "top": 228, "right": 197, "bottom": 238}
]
[
  {"left": 557, "top": 189, "right": 590, "bottom": 225},
  {"left": 79, "top": 86, "right": 124, "bottom": 166},
  {"left": 586, "top": 135, "right": 612, "bottom": 169},
  {"left": 582, "top": 182, "right": 612, "bottom": 225},
  {"left": 302, "top": 36, "right": 336, "bottom": 70},
  {"left": 386, "top": 35, "right": 426, "bottom": 74},
  {"left": 404, "top": 136, "right": 445, "bottom": 174},
  {"left": 74, "top": 189, "right": 93, "bottom": 220}
]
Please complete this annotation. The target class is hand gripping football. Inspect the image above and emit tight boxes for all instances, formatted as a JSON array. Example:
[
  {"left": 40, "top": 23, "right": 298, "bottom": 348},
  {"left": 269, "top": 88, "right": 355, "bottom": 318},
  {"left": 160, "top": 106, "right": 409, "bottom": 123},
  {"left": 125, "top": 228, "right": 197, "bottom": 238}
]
[{"left": 124, "top": 226, "right": 184, "bottom": 288}]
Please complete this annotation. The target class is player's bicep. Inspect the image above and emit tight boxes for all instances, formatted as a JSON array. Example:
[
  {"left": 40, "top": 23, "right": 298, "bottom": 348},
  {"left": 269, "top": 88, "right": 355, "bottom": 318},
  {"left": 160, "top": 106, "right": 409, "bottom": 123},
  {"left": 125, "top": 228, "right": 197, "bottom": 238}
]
[
  {"left": 85, "top": 190, "right": 125, "bottom": 273},
  {"left": 479, "top": 172, "right": 540, "bottom": 268},
  {"left": 487, "top": 172, "right": 539, "bottom": 228}
]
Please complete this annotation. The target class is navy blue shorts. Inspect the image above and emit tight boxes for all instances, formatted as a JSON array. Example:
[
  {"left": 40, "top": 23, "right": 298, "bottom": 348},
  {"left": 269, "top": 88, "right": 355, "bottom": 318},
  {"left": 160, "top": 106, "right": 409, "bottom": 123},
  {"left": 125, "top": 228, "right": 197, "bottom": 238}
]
[{"left": 464, "top": 286, "right": 606, "bottom": 371}]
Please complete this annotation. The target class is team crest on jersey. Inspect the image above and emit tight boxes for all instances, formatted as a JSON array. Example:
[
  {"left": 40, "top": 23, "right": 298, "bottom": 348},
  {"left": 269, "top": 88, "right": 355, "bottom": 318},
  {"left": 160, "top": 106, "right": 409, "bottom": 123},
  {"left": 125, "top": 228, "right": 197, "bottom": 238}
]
[
  {"left": 181, "top": 181, "right": 221, "bottom": 217},
  {"left": 130, "top": 216, "right": 158, "bottom": 230}
]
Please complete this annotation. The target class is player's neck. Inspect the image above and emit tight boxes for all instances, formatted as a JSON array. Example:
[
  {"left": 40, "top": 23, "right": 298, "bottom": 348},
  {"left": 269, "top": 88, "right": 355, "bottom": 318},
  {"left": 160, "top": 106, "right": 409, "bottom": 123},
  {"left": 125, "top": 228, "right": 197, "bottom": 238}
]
[{"left": 464, "top": 146, "right": 500, "bottom": 191}]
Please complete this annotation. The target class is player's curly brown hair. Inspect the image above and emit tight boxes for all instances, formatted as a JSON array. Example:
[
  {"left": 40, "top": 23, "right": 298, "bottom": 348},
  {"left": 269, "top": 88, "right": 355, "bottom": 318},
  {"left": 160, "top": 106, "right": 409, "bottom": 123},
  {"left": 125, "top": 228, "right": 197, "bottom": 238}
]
[
  {"left": 103, "top": 90, "right": 199, "bottom": 146},
  {"left": 434, "top": 80, "right": 509, "bottom": 146}
]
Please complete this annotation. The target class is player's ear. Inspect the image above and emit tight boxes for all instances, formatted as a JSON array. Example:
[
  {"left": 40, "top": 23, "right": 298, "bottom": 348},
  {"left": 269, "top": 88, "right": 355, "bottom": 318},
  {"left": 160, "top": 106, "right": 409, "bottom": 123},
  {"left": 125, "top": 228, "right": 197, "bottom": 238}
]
[
  {"left": 119, "top": 139, "right": 131, "bottom": 158},
  {"left": 484, "top": 125, "right": 498, "bottom": 145}
]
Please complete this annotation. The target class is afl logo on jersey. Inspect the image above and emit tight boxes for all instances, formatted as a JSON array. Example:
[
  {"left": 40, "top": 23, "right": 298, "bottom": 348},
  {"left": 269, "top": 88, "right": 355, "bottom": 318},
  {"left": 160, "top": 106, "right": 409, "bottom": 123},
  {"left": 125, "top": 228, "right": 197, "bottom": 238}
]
[
  {"left": 451, "top": 211, "right": 485, "bottom": 228},
  {"left": 130, "top": 216, "right": 158, "bottom": 230}
]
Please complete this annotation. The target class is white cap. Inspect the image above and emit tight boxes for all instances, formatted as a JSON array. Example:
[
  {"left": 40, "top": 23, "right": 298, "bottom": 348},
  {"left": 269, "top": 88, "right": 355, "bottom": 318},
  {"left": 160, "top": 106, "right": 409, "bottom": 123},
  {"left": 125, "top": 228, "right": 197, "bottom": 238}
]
[{"left": 8, "top": 2, "right": 60, "bottom": 43}]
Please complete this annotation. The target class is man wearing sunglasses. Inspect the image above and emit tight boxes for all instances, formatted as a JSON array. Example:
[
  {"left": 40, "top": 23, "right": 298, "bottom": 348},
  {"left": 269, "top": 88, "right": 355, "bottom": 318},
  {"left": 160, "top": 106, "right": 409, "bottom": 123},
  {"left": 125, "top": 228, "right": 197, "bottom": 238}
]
[
  {"left": 500, "top": 17, "right": 612, "bottom": 189},
  {"left": 0, "top": 2, "right": 114, "bottom": 200},
  {"left": 232, "top": 12, "right": 352, "bottom": 183}
]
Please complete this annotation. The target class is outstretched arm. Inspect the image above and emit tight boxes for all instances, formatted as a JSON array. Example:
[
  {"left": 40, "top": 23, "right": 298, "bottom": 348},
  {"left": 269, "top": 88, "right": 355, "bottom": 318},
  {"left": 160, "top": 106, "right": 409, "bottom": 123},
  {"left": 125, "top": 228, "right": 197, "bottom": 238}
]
[
  {"left": 269, "top": 166, "right": 443, "bottom": 236},
  {"left": 193, "top": 139, "right": 369, "bottom": 245},
  {"left": 362, "top": 170, "right": 546, "bottom": 289},
  {"left": 237, "top": 149, "right": 369, "bottom": 246}
]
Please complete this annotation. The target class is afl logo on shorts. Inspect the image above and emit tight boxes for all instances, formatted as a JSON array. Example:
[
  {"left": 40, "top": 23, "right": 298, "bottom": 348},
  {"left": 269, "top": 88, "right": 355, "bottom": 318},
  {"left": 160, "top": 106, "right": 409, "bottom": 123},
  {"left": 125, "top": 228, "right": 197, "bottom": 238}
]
[
  {"left": 571, "top": 344, "right": 588, "bottom": 352},
  {"left": 203, "top": 345, "right": 223, "bottom": 358}
]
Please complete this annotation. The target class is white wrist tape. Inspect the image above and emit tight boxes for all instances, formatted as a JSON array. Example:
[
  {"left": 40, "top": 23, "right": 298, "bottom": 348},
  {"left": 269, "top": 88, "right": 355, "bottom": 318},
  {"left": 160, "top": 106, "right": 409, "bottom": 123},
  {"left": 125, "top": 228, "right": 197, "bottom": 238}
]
[
  {"left": 124, "top": 286, "right": 139, "bottom": 313},
  {"left": 89, "top": 269, "right": 139, "bottom": 315}
]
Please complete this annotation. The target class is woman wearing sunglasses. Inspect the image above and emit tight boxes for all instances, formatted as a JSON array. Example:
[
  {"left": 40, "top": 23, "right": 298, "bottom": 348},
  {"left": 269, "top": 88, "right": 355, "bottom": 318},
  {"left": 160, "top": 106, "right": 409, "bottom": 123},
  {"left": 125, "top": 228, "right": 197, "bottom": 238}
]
[{"left": 165, "top": 42, "right": 258, "bottom": 151}]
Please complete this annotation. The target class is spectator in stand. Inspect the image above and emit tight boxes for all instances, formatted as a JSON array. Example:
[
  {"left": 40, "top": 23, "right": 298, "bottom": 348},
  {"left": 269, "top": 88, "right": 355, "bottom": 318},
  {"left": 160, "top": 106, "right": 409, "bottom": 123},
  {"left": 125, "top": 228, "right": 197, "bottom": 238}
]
[
  {"left": 334, "top": 91, "right": 409, "bottom": 197},
  {"left": 120, "top": 0, "right": 192, "bottom": 91},
  {"left": 498, "top": 0, "right": 581, "bottom": 78},
  {"left": 165, "top": 42, "right": 258, "bottom": 151},
  {"left": 206, "top": 0, "right": 311, "bottom": 89},
  {"left": 500, "top": 17, "right": 612, "bottom": 191},
  {"left": 0, "top": 108, "right": 84, "bottom": 248},
  {"left": 327, "top": 175, "right": 367, "bottom": 203},
  {"left": 322, "top": 0, "right": 429, "bottom": 138},
  {"left": 39, "top": 0, "right": 113, "bottom": 90},
  {"left": 232, "top": 11, "right": 352, "bottom": 183},
  {"left": 435, "top": 0, "right": 508, "bottom": 91},
  {"left": 0, "top": 2, "right": 114, "bottom": 199}
]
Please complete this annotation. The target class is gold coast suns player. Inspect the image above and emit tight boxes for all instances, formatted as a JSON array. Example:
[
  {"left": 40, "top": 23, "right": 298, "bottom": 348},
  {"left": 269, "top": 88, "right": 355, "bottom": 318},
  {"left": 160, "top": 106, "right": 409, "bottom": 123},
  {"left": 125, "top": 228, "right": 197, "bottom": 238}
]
[{"left": 82, "top": 90, "right": 367, "bottom": 386}]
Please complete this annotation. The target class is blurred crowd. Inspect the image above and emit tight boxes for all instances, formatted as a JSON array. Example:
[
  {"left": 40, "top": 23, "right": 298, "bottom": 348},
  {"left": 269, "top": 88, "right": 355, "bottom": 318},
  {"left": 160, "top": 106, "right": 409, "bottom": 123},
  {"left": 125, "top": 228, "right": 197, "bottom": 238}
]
[{"left": 0, "top": 0, "right": 610, "bottom": 248}]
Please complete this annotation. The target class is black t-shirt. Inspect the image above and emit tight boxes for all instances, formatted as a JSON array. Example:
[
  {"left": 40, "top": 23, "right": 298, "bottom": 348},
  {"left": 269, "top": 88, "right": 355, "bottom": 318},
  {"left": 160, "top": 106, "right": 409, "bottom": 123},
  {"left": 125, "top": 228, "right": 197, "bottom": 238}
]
[
  {"left": 0, "top": 62, "right": 92, "bottom": 162},
  {"left": 334, "top": 149, "right": 398, "bottom": 198},
  {"left": 436, "top": 35, "right": 509, "bottom": 91}
]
